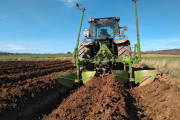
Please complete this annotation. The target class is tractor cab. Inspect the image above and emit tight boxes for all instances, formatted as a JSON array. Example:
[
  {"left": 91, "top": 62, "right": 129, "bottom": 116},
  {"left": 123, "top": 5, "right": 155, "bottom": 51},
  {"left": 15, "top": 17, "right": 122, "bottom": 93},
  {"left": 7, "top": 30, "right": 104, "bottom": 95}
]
[
  {"left": 82, "top": 17, "right": 129, "bottom": 57},
  {"left": 88, "top": 17, "right": 120, "bottom": 39}
]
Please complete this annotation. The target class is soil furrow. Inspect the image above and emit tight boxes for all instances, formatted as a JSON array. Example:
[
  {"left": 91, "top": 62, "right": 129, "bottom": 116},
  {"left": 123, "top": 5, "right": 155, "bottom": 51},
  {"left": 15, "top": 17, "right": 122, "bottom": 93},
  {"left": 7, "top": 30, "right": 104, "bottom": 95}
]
[
  {"left": 0, "top": 62, "right": 72, "bottom": 86},
  {"left": 0, "top": 61, "right": 70, "bottom": 75},
  {"left": 42, "top": 74, "right": 139, "bottom": 120},
  {"left": 1, "top": 59, "right": 180, "bottom": 120},
  {"left": 0, "top": 60, "right": 75, "bottom": 118}
]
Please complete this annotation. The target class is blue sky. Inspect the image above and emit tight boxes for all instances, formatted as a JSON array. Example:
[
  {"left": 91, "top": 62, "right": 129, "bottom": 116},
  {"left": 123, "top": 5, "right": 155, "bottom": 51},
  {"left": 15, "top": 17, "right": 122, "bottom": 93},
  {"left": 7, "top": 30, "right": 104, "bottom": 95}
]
[{"left": 0, "top": 0, "right": 180, "bottom": 54}]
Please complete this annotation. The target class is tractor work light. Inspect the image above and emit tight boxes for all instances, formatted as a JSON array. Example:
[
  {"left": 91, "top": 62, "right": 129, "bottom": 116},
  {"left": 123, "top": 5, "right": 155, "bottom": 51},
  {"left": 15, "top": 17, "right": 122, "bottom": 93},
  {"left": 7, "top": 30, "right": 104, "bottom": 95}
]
[{"left": 83, "top": 28, "right": 89, "bottom": 37}]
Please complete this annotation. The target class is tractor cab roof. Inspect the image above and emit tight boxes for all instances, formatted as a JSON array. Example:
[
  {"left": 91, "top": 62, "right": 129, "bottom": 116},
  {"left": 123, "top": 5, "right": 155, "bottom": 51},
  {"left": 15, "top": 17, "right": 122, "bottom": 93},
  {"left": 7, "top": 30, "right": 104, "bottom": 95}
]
[{"left": 88, "top": 17, "right": 120, "bottom": 23}]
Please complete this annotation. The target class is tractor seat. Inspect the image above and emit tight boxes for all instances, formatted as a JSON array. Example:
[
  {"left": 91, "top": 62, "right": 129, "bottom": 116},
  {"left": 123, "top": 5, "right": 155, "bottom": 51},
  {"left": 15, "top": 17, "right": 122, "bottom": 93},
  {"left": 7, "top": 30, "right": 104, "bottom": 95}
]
[{"left": 99, "top": 29, "right": 109, "bottom": 38}]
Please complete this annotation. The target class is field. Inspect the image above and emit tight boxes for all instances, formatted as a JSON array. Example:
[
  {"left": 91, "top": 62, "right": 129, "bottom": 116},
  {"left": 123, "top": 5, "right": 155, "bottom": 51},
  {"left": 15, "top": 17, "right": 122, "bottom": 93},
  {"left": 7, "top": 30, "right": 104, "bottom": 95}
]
[
  {"left": 0, "top": 53, "right": 73, "bottom": 61},
  {"left": 0, "top": 54, "right": 180, "bottom": 119},
  {"left": 140, "top": 56, "right": 180, "bottom": 78}
]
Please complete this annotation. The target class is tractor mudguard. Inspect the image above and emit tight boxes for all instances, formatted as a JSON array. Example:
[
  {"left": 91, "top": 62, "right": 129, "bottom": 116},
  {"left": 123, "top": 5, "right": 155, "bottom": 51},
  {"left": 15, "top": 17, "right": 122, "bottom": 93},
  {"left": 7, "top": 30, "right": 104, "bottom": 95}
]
[
  {"left": 113, "top": 35, "right": 128, "bottom": 44},
  {"left": 81, "top": 38, "right": 94, "bottom": 46}
]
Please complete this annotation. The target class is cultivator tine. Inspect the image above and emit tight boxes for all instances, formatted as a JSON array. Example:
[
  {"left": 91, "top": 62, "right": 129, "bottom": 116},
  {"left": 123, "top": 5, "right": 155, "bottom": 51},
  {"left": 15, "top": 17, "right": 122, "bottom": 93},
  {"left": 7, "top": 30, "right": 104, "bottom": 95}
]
[
  {"left": 134, "top": 70, "right": 157, "bottom": 86},
  {"left": 111, "top": 70, "right": 128, "bottom": 86},
  {"left": 81, "top": 71, "right": 96, "bottom": 84},
  {"left": 54, "top": 72, "right": 77, "bottom": 88}
]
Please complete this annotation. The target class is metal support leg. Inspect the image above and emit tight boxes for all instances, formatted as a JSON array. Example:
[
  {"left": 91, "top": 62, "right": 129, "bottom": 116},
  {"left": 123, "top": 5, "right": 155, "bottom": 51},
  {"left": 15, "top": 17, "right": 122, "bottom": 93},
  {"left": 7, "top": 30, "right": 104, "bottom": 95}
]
[
  {"left": 103, "top": 69, "right": 105, "bottom": 77},
  {"left": 124, "top": 65, "right": 126, "bottom": 71},
  {"left": 96, "top": 67, "right": 99, "bottom": 75},
  {"left": 128, "top": 63, "right": 134, "bottom": 88},
  {"left": 77, "top": 64, "right": 80, "bottom": 88},
  {"left": 110, "top": 65, "right": 113, "bottom": 74},
  {"left": 102, "top": 66, "right": 106, "bottom": 77}
]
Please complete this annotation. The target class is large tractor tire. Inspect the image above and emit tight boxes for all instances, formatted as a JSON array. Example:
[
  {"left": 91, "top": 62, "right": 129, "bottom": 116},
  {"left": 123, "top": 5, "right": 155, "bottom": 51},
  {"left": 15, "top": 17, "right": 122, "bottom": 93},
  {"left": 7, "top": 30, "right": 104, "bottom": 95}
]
[
  {"left": 117, "top": 41, "right": 131, "bottom": 59},
  {"left": 78, "top": 43, "right": 93, "bottom": 71},
  {"left": 78, "top": 43, "right": 92, "bottom": 59}
]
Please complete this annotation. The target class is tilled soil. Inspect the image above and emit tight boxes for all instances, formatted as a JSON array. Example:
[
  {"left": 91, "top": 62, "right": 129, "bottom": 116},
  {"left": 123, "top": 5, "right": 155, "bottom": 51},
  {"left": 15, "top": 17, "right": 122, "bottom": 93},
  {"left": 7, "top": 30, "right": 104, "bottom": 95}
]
[
  {"left": 42, "top": 71, "right": 180, "bottom": 120},
  {"left": 130, "top": 72, "right": 180, "bottom": 120},
  {"left": 42, "top": 74, "right": 139, "bottom": 120},
  {"left": 0, "top": 60, "right": 75, "bottom": 117},
  {"left": 1, "top": 60, "right": 180, "bottom": 120}
]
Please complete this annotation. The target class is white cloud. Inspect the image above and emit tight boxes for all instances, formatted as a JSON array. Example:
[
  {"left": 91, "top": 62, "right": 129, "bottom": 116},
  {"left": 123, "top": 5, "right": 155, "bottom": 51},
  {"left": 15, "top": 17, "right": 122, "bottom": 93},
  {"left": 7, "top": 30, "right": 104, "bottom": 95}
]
[
  {"left": 56, "top": 0, "right": 78, "bottom": 7},
  {"left": 1, "top": 44, "right": 44, "bottom": 50}
]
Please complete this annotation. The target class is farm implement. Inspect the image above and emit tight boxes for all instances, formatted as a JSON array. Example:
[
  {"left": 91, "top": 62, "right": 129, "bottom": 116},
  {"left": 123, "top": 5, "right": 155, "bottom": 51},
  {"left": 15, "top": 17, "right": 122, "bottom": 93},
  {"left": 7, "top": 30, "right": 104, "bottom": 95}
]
[{"left": 54, "top": 1, "right": 157, "bottom": 88}]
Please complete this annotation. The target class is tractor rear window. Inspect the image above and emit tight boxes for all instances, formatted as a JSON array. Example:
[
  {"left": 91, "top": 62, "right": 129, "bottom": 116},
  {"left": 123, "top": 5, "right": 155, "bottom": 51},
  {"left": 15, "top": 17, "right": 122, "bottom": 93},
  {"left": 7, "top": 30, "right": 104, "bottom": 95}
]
[{"left": 89, "top": 21, "right": 119, "bottom": 39}]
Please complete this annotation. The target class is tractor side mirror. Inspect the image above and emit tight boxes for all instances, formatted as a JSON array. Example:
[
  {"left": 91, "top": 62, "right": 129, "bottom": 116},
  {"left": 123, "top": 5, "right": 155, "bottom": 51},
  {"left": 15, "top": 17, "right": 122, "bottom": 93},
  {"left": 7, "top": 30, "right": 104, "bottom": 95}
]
[{"left": 123, "top": 26, "right": 128, "bottom": 31}]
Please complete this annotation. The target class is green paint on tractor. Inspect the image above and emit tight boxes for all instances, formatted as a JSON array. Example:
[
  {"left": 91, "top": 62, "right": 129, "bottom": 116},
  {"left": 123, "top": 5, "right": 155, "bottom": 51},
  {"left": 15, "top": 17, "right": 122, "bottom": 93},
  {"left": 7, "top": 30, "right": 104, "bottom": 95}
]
[
  {"left": 111, "top": 70, "right": 128, "bottom": 86},
  {"left": 82, "top": 71, "right": 96, "bottom": 84},
  {"left": 135, "top": 70, "right": 157, "bottom": 86},
  {"left": 54, "top": 72, "right": 77, "bottom": 88}
]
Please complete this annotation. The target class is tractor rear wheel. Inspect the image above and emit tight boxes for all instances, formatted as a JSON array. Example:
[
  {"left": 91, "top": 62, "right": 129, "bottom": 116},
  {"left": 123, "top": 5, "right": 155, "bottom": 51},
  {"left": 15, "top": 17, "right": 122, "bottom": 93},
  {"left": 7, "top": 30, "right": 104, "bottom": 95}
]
[
  {"left": 78, "top": 43, "right": 93, "bottom": 71},
  {"left": 117, "top": 41, "right": 131, "bottom": 59},
  {"left": 78, "top": 43, "right": 92, "bottom": 59}
]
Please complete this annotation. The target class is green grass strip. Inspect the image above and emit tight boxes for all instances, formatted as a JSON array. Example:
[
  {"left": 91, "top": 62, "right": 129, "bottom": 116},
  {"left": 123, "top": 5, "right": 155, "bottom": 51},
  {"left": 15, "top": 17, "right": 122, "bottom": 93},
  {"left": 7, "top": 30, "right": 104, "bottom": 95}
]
[
  {"left": 0, "top": 53, "right": 73, "bottom": 60},
  {"left": 140, "top": 57, "right": 180, "bottom": 78}
]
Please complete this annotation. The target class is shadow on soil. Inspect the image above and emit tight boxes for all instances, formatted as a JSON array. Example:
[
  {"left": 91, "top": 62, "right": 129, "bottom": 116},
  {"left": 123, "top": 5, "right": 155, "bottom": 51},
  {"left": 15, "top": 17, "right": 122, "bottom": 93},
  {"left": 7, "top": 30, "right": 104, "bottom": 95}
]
[
  {"left": 123, "top": 65, "right": 156, "bottom": 119},
  {"left": 123, "top": 89, "right": 142, "bottom": 120},
  {"left": 29, "top": 86, "right": 79, "bottom": 120}
]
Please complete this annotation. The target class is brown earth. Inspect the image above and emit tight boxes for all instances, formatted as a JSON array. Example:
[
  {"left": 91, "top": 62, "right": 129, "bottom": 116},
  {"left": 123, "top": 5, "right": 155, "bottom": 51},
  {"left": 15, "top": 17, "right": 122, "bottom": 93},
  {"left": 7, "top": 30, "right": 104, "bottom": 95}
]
[
  {"left": 141, "top": 54, "right": 180, "bottom": 57},
  {"left": 0, "top": 60, "right": 75, "bottom": 118},
  {"left": 129, "top": 71, "right": 180, "bottom": 120},
  {"left": 42, "top": 69, "right": 180, "bottom": 120},
  {"left": 1, "top": 59, "right": 180, "bottom": 120},
  {"left": 42, "top": 74, "right": 138, "bottom": 120}
]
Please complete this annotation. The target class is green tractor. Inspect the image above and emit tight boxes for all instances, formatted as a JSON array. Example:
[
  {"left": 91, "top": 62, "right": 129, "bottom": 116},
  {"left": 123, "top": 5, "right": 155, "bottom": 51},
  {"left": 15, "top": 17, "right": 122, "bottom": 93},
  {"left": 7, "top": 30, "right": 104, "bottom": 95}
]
[{"left": 54, "top": 1, "right": 157, "bottom": 88}]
